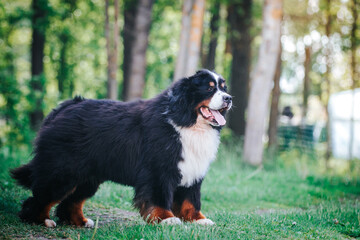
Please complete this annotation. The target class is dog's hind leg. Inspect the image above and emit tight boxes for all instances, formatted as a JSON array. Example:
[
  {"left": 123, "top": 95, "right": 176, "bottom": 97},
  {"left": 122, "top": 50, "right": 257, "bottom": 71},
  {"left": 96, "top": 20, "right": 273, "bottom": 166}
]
[
  {"left": 55, "top": 181, "right": 100, "bottom": 227},
  {"left": 19, "top": 183, "right": 76, "bottom": 227},
  {"left": 19, "top": 197, "right": 59, "bottom": 227}
]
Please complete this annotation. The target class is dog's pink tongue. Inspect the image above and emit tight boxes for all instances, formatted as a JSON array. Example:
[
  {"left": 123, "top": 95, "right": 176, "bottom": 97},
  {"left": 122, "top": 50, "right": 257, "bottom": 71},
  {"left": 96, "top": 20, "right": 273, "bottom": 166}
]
[{"left": 210, "top": 109, "right": 226, "bottom": 126}]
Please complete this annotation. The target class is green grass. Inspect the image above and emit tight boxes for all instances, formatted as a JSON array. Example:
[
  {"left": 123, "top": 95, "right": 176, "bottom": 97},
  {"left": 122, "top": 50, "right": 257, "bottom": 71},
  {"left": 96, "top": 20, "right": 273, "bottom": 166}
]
[{"left": 0, "top": 144, "right": 359, "bottom": 239}]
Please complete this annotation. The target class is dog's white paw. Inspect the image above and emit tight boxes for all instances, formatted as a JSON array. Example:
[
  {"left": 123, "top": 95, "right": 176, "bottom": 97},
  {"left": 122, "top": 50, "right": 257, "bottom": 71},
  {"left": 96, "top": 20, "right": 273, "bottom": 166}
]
[
  {"left": 44, "top": 219, "right": 56, "bottom": 228},
  {"left": 84, "top": 218, "right": 94, "bottom": 228},
  {"left": 160, "top": 217, "right": 182, "bottom": 225},
  {"left": 196, "top": 219, "right": 215, "bottom": 225}
]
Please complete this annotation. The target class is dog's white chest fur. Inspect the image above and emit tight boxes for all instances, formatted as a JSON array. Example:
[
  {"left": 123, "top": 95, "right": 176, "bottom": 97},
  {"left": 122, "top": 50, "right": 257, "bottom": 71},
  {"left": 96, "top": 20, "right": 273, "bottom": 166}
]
[{"left": 172, "top": 119, "right": 220, "bottom": 187}]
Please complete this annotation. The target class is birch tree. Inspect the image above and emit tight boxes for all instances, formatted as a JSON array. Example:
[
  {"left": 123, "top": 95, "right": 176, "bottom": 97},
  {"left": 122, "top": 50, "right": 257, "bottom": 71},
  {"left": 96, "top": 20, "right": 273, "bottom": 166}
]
[
  {"left": 268, "top": 41, "right": 282, "bottom": 149},
  {"left": 349, "top": 0, "right": 358, "bottom": 160},
  {"left": 302, "top": 46, "right": 311, "bottom": 123},
  {"left": 324, "top": 0, "right": 332, "bottom": 165},
  {"left": 174, "top": 0, "right": 205, "bottom": 81},
  {"left": 243, "top": 0, "right": 283, "bottom": 166}
]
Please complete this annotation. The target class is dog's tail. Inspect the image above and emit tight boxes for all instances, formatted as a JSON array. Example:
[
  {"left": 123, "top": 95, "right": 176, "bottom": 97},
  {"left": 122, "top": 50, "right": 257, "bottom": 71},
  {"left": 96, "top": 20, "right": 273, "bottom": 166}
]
[
  {"left": 10, "top": 164, "right": 33, "bottom": 189},
  {"left": 42, "top": 95, "right": 85, "bottom": 126}
]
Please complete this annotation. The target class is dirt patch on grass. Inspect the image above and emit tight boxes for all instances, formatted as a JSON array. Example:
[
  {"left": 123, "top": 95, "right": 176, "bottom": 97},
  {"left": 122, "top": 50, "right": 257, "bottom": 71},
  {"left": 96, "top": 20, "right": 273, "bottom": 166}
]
[
  {"left": 87, "top": 208, "right": 140, "bottom": 226},
  {"left": 255, "top": 208, "right": 305, "bottom": 215}
]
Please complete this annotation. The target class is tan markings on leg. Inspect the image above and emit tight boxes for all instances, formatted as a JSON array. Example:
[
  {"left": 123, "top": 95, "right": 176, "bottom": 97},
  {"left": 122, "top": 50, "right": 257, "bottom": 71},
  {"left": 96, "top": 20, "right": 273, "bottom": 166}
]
[
  {"left": 69, "top": 200, "right": 87, "bottom": 226},
  {"left": 172, "top": 202, "right": 181, "bottom": 216},
  {"left": 173, "top": 199, "right": 205, "bottom": 222},
  {"left": 38, "top": 201, "right": 59, "bottom": 222},
  {"left": 140, "top": 204, "right": 175, "bottom": 224}
]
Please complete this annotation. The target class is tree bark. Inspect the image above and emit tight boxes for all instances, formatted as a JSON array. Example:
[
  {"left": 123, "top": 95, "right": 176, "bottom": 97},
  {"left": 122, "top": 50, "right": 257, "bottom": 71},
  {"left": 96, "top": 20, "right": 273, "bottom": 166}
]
[
  {"left": 57, "top": 0, "right": 76, "bottom": 99},
  {"left": 122, "top": 0, "right": 138, "bottom": 100},
  {"left": 349, "top": 0, "right": 358, "bottom": 160},
  {"left": 350, "top": 0, "right": 358, "bottom": 89},
  {"left": 302, "top": 46, "right": 311, "bottom": 124},
  {"left": 324, "top": 0, "right": 332, "bottom": 166},
  {"left": 124, "top": 0, "right": 154, "bottom": 101},
  {"left": 227, "top": 0, "right": 252, "bottom": 137},
  {"left": 105, "top": 0, "right": 119, "bottom": 100},
  {"left": 174, "top": 0, "right": 205, "bottom": 81},
  {"left": 243, "top": 0, "right": 283, "bottom": 166},
  {"left": 58, "top": 33, "right": 69, "bottom": 98},
  {"left": 268, "top": 41, "right": 282, "bottom": 149},
  {"left": 30, "top": 0, "right": 47, "bottom": 130},
  {"left": 204, "top": 2, "right": 220, "bottom": 70}
]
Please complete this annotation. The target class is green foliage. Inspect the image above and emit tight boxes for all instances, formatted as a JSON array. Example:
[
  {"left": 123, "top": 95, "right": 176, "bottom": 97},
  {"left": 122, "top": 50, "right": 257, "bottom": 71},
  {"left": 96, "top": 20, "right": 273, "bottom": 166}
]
[
  {"left": 45, "top": 0, "right": 107, "bottom": 101},
  {"left": 0, "top": 1, "right": 33, "bottom": 149},
  {"left": 0, "top": 72, "right": 33, "bottom": 150},
  {"left": 144, "top": 0, "right": 181, "bottom": 97},
  {"left": 27, "top": 74, "right": 46, "bottom": 110},
  {"left": 0, "top": 0, "right": 264, "bottom": 149}
]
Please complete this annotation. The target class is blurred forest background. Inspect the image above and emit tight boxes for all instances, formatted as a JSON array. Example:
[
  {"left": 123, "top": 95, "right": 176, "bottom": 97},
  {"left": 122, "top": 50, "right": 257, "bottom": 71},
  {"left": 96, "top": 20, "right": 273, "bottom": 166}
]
[{"left": 0, "top": 0, "right": 359, "bottom": 170}]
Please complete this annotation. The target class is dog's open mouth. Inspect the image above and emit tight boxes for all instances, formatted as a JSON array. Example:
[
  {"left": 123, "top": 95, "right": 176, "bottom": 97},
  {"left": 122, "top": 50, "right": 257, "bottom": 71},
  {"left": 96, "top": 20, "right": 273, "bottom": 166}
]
[{"left": 199, "top": 106, "right": 227, "bottom": 126}]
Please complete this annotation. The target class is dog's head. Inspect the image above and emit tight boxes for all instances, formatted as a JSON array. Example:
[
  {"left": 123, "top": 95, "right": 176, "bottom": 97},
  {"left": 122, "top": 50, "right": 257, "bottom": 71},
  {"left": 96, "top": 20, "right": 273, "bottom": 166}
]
[{"left": 167, "top": 69, "right": 232, "bottom": 128}]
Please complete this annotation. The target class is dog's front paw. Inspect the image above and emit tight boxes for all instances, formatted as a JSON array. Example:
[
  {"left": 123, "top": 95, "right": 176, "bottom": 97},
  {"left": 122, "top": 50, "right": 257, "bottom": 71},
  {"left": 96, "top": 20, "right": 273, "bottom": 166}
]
[
  {"left": 161, "top": 217, "right": 182, "bottom": 225},
  {"left": 44, "top": 219, "right": 57, "bottom": 228},
  {"left": 196, "top": 218, "right": 215, "bottom": 225},
  {"left": 84, "top": 218, "right": 94, "bottom": 228}
]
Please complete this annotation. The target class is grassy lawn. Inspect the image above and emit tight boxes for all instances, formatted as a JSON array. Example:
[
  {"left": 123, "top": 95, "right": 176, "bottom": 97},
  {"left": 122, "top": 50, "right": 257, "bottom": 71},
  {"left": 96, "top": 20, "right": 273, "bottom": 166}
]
[{"left": 0, "top": 144, "right": 359, "bottom": 239}]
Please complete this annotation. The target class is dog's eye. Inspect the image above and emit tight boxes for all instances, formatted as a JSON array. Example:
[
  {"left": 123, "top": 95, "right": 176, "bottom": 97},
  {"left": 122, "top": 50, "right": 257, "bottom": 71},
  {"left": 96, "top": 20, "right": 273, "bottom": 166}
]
[{"left": 208, "top": 86, "right": 214, "bottom": 92}]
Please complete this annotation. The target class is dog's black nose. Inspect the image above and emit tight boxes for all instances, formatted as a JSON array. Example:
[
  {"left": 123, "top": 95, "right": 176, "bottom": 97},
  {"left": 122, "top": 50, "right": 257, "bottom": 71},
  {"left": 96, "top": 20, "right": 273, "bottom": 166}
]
[{"left": 223, "top": 95, "right": 232, "bottom": 103}]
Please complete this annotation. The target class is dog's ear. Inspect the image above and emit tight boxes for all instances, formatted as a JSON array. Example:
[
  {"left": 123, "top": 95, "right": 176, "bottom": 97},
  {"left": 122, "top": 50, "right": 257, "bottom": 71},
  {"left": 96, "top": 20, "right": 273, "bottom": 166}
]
[
  {"left": 168, "top": 78, "right": 197, "bottom": 127},
  {"left": 189, "top": 70, "right": 208, "bottom": 86}
]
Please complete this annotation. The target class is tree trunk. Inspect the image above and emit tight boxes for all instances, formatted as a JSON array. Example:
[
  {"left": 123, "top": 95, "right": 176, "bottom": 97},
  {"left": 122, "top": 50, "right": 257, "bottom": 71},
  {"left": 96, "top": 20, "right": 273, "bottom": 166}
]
[
  {"left": 122, "top": 0, "right": 138, "bottom": 100},
  {"left": 57, "top": 0, "right": 76, "bottom": 99},
  {"left": 124, "top": 0, "right": 154, "bottom": 101},
  {"left": 243, "top": 0, "right": 283, "bottom": 166},
  {"left": 349, "top": 0, "right": 358, "bottom": 160},
  {"left": 30, "top": 0, "right": 47, "bottom": 130},
  {"left": 112, "top": 0, "right": 119, "bottom": 99},
  {"left": 324, "top": 0, "right": 332, "bottom": 166},
  {"left": 105, "top": 0, "right": 119, "bottom": 100},
  {"left": 174, "top": 0, "right": 205, "bottom": 81},
  {"left": 268, "top": 41, "right": 282, "bottom": 149},
  {"left": 227, "top": 0, "right": 252, "bottom": 137},
  {"left": 58, "top": 33, "right": 69, "bottom": 98},
  {"left": 350, "top": 0, "right": 358, "bottom": 89},
  {"left": 302, "top": 46, "right": 311, "bottom": 124},
  {"left": 204, "top": 2, "right": 220, "bottom": 70}
]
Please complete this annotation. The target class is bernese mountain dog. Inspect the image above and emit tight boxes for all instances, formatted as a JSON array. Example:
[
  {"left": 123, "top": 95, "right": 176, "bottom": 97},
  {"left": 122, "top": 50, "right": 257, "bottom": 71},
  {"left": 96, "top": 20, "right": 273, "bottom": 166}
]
[{"left": 10, "top": 69, "right": 232, "bottom": 227}]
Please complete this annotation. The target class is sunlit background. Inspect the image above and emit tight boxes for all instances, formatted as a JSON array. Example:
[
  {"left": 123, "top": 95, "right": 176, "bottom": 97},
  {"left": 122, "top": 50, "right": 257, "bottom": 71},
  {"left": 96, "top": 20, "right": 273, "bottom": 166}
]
[{"left": 1, "top": 0, "right": 359, "bottom": 169}]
